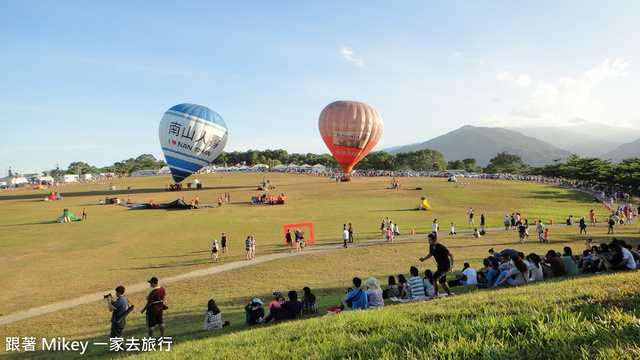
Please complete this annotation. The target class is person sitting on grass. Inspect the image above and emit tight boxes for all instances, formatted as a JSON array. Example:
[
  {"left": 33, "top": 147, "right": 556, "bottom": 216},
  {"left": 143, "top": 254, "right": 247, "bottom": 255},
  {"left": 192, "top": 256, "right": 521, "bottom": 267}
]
[
  {"left": 526, "top": 253, "right": 544, "bottom": 282},
  {"left": 482, "top": 259, "right": 502, "bottom": 288},
  {"left": 476, "top": 258, "right": 491, "bottom": 286},
  {"left": 596, "top": 242, "right": 637, "bottom": 271},
  {"left": 383, "top": 276, "right": 400, "bottom": 299},
  {"left": 407, "top": 266, "right": 426, "bottom": 299},
  {"left": 301, "top": 287, "right": 317, "bottom": 315},
  {"left": 244, "top": 299, "right": 264, "bottom": 325},
  {"left": 423, "top": 269, "right": 436, "bottom": 297},
  {"left": 364, "top": 277, "right": 385, "bottom": 309},
  {"left": 397, "top": 274, "right": 409, "bottom": 299},
  {"left": 562, "top": 247, "right": 579, "bottom": 275},
  {"left": 261, "top": 292, "right": 285, "bottom": 323},
  {"left": 545, "top": 250, "right": 566, "bottom": 277},
  {"left": 204, "top": 299, "right": 230, "bottom": 330},
  {"left": 493, "top": 255, "right": 530, "bottom": 287},
  {"left": 281, "top": 290, "right": 303, "bottom": 319},
  {"left": 448, "top": 263, "right": 477, "bottom": 287},
  {"left": 337, "top": 277, "right": 367, "bottom": 311}
]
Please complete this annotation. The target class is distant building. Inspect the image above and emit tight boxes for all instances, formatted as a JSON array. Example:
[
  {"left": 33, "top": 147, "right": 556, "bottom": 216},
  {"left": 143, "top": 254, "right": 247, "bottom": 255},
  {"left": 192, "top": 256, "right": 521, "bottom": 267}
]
[{"left": 58, "top": 174, "right": 79, "bottom": 183}]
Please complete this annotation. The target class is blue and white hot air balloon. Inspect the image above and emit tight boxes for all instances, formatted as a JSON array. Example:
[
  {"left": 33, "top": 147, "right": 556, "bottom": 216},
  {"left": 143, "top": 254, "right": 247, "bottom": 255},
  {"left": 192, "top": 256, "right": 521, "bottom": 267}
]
[{"left": 159, "top": 103, "right": 228, "bottom": 183}]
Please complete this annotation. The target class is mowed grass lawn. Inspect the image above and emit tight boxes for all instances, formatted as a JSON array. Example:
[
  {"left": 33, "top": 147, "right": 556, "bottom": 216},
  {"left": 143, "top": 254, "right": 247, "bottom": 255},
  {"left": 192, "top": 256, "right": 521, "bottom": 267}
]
[{"left": 1, "top": 173, "right": 639, "bottom": 359}]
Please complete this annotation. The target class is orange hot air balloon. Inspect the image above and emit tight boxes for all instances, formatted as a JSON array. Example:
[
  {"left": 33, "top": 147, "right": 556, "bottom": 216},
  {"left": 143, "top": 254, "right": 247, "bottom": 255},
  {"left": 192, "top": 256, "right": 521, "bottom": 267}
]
[{"left": 318, "top": 100, "right": 383, "bottom": 174}]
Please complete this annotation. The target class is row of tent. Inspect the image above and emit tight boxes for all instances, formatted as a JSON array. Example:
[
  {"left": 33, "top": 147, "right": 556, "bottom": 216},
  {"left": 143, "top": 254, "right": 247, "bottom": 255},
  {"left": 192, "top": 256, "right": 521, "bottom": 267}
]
[{"left": 130, "top": 164, "right": 331, "bottom": 177}]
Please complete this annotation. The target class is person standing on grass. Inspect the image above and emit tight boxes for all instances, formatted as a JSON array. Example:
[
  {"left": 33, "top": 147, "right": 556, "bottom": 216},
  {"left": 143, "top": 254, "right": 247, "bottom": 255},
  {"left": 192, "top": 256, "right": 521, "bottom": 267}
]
[
  {"left": 517, "top": 222, "right": 527, "bottom": 244},
  {"left": 589, "top": 209, "right": 595, "bottom": 226},
  {"left": 82, "top": 208, "right": 87, "bottom": 219},
  {"left": 107, "top": 286, "right": 128, "bottom": 340},
  {"left": 343, "top": 225, "right": 349, "bottom": 248},
  {"left": 480, "top": 214, "right": 485, "bottom": 229},
  {"left": 419, "top": 233, "right": 454, "bottom": 298},
  {"left": 286, "top": 229, "right": 293, "bottom": 252},
  {"left": 468, "top": 207, "right": 475, "bottom": 225},
  {"left": 141, "top": 277, "right": 166, "bottom": 338},
  {"left": 348, "top": 223, "right": 355, "bottom": 243},
  {"left": 245, "top": 236, "right": 252, "bottom": 260},
  {"left": 211, "top": 239, "right": 219, "bottom": 262},
  {"left": 221, "top": 233, "right": 228, "bottom": 253},
  {"left": 251, "top": 236, "right": 256, "bottom": 258}
]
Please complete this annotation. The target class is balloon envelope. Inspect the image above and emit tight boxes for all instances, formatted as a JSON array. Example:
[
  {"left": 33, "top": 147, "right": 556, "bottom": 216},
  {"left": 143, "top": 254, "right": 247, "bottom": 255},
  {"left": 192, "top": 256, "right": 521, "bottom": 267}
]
[
  {"left": 318, "top": 101, "right": 383, "bottom": 173},
  {"left": 159, "top": 103, "right": 228, "bottom": 183}
]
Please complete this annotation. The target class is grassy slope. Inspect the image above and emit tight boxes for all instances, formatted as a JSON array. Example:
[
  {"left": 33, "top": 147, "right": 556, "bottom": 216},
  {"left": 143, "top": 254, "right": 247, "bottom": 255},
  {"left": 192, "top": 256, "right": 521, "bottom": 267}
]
[{"left": 1, "top": 174, "right": 639, "bottom": 359}]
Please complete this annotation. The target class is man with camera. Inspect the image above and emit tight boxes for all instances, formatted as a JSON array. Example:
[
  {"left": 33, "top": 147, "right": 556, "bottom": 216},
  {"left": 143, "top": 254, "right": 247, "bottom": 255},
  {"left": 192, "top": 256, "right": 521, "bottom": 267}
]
[
  {"left": 106, "top": 286, "right": 128, "bottom": 339},
  {"left": 141, "top": 277, "right": 166, "bottom": 338}
]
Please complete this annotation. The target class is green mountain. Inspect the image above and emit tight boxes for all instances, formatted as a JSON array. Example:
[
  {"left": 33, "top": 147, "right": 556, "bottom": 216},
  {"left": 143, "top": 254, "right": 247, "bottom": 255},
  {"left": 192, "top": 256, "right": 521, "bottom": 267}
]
[
  {"left": 386, "top": 125, "right": 572, "bottom": 167},
  {"left": 598, "top": 138, "right": 640, "bottom": 164}
]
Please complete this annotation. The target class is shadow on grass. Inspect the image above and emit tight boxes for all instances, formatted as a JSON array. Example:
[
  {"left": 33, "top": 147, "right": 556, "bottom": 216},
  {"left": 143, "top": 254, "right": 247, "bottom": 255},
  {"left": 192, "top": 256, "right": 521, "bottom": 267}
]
[
  {"left": 525, "top": 190, "right": 592, "bottom": 202},
  {"left": 0, "top": 221, "right": 58, "bottom": 227}
]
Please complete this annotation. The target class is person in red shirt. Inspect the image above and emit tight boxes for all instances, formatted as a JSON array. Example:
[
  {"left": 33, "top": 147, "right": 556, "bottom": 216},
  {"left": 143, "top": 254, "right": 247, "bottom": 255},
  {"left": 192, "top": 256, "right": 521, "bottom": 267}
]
[{"left": 141, "top": 277, "right": 166, "bottom": 337}]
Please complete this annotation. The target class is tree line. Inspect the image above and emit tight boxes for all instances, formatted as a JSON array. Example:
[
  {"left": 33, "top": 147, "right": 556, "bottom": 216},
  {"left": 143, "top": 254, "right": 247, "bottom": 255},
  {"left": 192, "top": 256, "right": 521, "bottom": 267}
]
[{"left": 48, "top": 154, "right": 167, "bottom": 178}]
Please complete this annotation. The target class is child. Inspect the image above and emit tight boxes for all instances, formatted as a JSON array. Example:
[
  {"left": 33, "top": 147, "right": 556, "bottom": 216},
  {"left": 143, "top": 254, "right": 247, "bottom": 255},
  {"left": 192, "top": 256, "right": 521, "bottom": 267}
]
[{"left": 544, "top": 228, "right": 549, "bottom": 242}]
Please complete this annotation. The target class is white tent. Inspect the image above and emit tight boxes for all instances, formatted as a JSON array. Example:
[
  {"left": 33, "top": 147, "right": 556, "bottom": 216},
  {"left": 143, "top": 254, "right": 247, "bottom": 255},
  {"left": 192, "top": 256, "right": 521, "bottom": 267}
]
[{"left": 311, "top": 164, "right": 326, "bottom": 173}]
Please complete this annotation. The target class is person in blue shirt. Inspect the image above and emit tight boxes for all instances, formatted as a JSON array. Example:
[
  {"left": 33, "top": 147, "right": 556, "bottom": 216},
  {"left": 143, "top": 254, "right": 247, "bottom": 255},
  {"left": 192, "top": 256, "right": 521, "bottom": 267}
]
[
  {"left": 338, "top": 277, "right": 368, "bottom": 310},
  {"left": 107, "top": 286, "right": 129, "bottom": 339}
]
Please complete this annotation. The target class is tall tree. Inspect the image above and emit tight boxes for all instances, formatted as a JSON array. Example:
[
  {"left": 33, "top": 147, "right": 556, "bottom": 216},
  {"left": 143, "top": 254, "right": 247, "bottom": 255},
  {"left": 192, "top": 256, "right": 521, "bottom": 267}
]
[
  {"left": 396, "top": 149, "right": 446, "bottom": 172},
  {"left": 484, "top": 151, "right": 528, "bottom": 174}
]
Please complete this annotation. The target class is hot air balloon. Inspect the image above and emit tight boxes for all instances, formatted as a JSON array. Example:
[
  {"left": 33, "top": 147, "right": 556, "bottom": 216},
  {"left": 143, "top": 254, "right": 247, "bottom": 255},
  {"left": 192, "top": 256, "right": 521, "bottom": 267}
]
[
  {"left": 318, "top": 101, "right": 383, "bottom": 174},
  {"left": 159, "top": 103, "right": 228, "bottom": 183}
]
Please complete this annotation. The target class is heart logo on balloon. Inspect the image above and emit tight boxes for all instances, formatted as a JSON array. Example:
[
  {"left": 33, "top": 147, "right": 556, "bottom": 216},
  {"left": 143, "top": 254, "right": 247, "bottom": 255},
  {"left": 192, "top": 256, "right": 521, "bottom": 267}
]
[{"left": 172, "top": 140, "right": 176, "bottom": 145}]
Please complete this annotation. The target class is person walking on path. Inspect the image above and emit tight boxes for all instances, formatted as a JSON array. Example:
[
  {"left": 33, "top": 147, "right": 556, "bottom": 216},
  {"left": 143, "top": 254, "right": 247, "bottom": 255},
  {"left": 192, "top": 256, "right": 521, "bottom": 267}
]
[
  {"left": 536, "top": 220, "right": 546, "bottom": 242},
  {"left": 419, "top": 234, "right": 454, "bottom": 298},
  {"left": 343, "top": 225, "right": 349, "bottom": 248},
  {"left": 431, "top": 219, "right": 439, "bottom": 236},
  {"left": 579, "top": 217, "right": 587, "bottom": 234}
]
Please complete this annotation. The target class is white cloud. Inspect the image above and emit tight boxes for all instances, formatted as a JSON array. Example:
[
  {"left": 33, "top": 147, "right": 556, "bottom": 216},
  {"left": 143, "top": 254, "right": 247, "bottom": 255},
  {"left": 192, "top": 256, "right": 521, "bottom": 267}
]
[
  {"left": 498, "top": 70, "right": 532, "bottom": 87},
  {"left": 341, "top": 47, "right": 364, "bottom": 67},
  {"left": 453, "top": 51, "right": 465, "bottom": 57},
  {"left": 479, "top": 58, "right": 630, "bottom": 127}
]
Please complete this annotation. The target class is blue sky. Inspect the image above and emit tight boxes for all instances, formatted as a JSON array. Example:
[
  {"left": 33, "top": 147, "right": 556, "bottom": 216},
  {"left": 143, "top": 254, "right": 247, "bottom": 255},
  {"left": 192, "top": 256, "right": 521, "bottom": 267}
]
[{"left": 2, "top": 1, "right": 639, "bottom": 173}]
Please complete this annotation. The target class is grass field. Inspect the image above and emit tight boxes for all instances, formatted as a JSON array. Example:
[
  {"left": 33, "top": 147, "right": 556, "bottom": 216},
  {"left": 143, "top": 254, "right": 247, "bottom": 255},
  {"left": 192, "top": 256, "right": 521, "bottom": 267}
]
[{"left": 1, "top": 173, "right": 639, "bottom": 359}]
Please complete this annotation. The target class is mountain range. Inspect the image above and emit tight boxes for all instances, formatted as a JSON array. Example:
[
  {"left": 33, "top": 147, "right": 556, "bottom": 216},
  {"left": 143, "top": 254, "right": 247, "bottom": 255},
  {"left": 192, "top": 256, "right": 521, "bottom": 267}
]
[{"left": 384, "top": 125, "right": 640, "bottom": 167}]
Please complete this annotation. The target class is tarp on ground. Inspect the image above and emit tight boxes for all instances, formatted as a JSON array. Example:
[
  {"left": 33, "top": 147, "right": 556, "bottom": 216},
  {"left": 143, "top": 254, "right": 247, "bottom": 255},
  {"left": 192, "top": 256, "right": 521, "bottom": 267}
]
[{"left": 121, "top": 199, "right": 214, "bottom": 210}]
